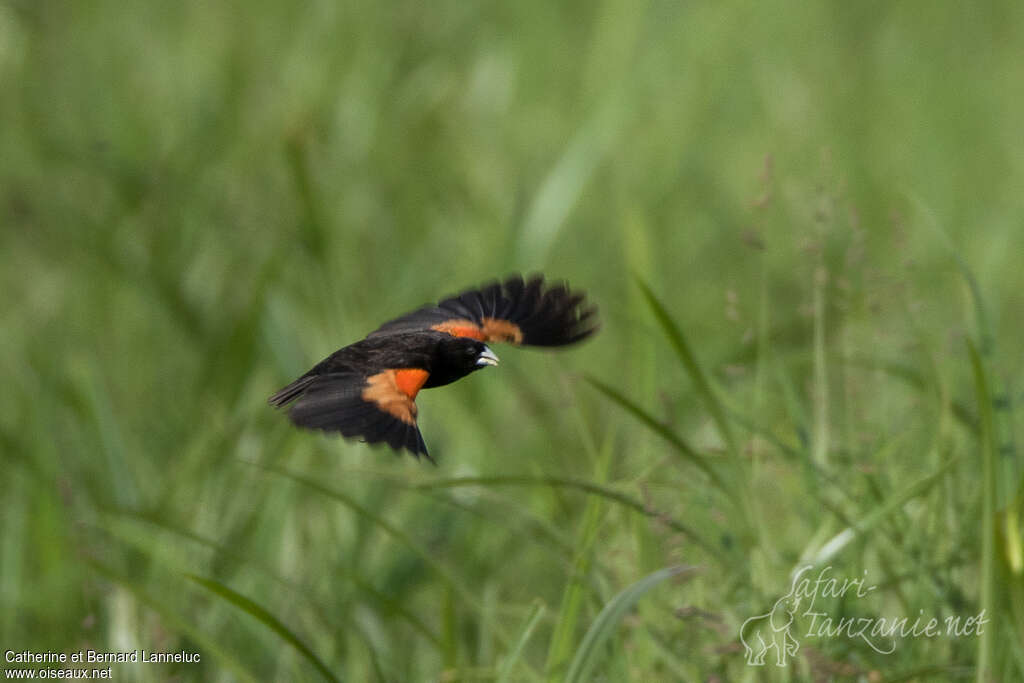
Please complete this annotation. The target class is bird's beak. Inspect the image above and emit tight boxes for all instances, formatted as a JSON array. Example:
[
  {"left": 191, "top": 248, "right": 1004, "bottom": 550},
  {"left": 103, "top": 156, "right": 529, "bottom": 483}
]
[{"left": 476, "top": 346, "right": 500, "bottom": 367}]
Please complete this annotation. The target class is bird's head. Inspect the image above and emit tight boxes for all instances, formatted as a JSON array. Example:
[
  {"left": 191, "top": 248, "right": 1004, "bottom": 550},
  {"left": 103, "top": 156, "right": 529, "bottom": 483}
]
[{"left": 436, "top": 336, "right": 499, "bottom": 380}]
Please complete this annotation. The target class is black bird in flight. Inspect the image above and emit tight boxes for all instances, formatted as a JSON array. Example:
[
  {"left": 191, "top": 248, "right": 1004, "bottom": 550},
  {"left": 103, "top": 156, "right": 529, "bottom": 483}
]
[{"left": 269, "top": 275, "right": 598, "bottom": 459}]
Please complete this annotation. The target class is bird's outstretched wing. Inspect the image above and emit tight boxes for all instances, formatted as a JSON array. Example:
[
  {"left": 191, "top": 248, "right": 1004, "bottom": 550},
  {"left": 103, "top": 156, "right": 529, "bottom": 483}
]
[
  {"left": 269, "top": 368, "right": 431, "bottom": 459},
  {"left": 368, "top": 274, "right": 598, "bottom": 346}
]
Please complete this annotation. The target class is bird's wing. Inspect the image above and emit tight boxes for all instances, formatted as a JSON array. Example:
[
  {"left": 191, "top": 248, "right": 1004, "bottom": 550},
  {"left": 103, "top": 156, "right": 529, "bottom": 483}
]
[
  {"left": 368, "top": 274, "right": 598, "bottom": 346},
  {"left": 269, "top": 368, "right": 431, "bottom": 459}
]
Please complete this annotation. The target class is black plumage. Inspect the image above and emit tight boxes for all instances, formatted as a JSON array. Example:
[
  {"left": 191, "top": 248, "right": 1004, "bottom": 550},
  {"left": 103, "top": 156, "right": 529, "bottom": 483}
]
[{"left": 269, "top": 274, "right": 598, "bottom": 459}]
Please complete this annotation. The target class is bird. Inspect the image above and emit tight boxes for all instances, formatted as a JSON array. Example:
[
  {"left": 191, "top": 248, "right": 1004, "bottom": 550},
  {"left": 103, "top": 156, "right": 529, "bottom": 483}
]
[{"left": 268, "top": 274, "right": 598, "bottom": 459}]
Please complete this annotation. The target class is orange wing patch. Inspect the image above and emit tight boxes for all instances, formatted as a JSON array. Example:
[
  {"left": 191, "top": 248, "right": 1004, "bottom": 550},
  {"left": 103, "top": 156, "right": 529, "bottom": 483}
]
[
  {"left": 362, "top": 370, "right": 424, "bottom": 425},
  {"left": 480, "top": 317, "right": 523, "bottom": 344},
  {"left": 432, "top": 317, "right": 523, "bottom": 344},
  {"left": 431, "top": 319, "right": 486, "bottom": 340}
]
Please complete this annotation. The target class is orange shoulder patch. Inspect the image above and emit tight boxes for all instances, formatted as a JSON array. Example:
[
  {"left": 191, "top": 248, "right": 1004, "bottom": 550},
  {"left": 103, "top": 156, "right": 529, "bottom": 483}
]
[
  {"left": 362, "top": 370, "right": 420, "bottom": 425},
  {"left": 394, "top": 368, "right": 429, "bottom": 399}
]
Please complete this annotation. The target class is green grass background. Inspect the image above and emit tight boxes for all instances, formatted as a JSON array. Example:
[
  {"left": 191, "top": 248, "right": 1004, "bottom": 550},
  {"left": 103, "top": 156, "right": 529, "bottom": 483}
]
[{"left": 2, "top": 1, "right": 1023, "bottom": 681}]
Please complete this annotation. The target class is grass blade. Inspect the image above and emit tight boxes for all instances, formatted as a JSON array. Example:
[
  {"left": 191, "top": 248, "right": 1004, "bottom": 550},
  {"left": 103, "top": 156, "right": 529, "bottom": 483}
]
[
  {"left": 810, "top": 263, "right": 829, "bottom": 467},
  {"left": 810, "top": 455, "right": 960, "bottom": 565},
  {"left": 497, "top": 601, "right": 546, "bottom": 683},
  {"left": 285, "top": 132, "right": 329, "bottom": 260},
  {"left": 545, "top": 472, "right": 606, "bottom": 681},
  {"left": 248, "top": 460, "right": 488, "bottom": 616},
  {"left": 633, "top": 276, "right": 738, "bottom": 456},
  {"left": 185, "top": 573, "right": 339, "bottom": 683},
  {"left": 585, "top": 376, "right": 731, "bottom": 498},
  {"left": 85, "top": 561, "right": 260, "bottom": 683},
  {"left": 410, "top": 474, "right": 721, "bottom": 559},
  {"left": 844, "top": 354, "right": 979, "bottom": 435},
  {"left": 967, "top": 339, "right": 996, "bottom": 683},
  {"left": 517, "top": 97, "right": 624, "bottom": 264},
  {"left": 563, "top": 565, "right": 694, "bottom": 683}
]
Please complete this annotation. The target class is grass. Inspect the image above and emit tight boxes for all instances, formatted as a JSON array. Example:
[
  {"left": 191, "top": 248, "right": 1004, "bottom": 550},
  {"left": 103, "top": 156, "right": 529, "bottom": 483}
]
[{"left": 3, "top": 1, "right": 1024, "bottom": 681}]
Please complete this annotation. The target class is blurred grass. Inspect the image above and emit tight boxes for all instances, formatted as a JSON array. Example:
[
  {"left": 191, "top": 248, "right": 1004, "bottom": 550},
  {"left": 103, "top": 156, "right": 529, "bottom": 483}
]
[{"left": 3, "top": 0, "right": 1024, "bottom": 680}]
